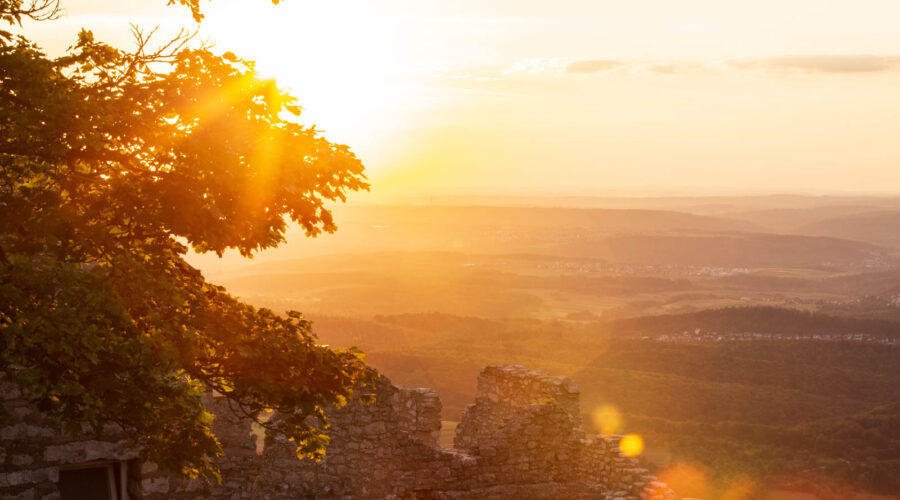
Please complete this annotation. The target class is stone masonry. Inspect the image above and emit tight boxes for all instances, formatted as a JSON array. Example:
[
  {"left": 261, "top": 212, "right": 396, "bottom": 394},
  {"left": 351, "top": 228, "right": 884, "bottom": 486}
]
[{"left": 2, "top": 365, "right": 683, "bottom": 500}]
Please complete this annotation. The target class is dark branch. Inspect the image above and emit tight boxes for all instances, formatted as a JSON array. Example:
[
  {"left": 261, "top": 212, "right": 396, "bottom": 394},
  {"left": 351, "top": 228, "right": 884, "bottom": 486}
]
[
  {"left": 0, "top": 0, "right": 61, "bottom": 25},
  {"left": 114, "top": 25, "right": 203, "bottom": 84}
]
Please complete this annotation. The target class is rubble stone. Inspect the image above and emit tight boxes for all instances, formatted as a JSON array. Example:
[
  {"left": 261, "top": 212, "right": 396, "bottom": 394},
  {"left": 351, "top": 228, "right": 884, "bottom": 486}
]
[{"left": 2, "top": 366, "right": 683, "bottom": 500}]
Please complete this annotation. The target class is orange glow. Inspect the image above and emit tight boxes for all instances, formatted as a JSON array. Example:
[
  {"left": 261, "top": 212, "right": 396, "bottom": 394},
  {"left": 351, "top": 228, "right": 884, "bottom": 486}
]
[
  {"left": 618, "top": 433, "right": 644, "bottom": 457},
  {"left": 242, "top": 125, "right": 283, "bottom": 216},
  {"left": 591, "top": 404, "right": 623, "bottom": 434},
  {"left": 30, "top": 1, "right": 900, "bottom": 196},
  {"left": 656, "top": 462, "right": 711, "bottom": 499},
  {"left": 720, "top": 475, "right": 758, "bottom": 500}
]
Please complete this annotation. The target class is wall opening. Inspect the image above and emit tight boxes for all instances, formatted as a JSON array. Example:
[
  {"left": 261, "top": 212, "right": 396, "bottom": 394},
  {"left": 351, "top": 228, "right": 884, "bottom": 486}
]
[{"left": 59, "top": 461, "right": 130, "bottom": 500}]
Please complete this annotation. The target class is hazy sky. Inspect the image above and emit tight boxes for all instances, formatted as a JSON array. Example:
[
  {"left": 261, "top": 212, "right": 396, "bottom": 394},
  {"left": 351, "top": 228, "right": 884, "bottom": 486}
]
[{"left": 21, "top": 0, "right": 900, "bottom": 197}]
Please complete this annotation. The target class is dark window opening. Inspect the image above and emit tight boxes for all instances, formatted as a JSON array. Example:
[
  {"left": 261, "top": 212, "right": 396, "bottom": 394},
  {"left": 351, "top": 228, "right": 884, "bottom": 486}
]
[{"left": 58, "top": 462, "right": 129, "bottom": 500}]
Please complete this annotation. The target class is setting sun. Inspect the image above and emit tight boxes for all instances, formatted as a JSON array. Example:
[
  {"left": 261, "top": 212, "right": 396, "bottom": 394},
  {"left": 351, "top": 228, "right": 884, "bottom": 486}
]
[
  {"left": 27, "top": 0, "right": 900, "bottom": 198},
  {"left": 198, "top": 2, "right": 426, "bottom": 176}
]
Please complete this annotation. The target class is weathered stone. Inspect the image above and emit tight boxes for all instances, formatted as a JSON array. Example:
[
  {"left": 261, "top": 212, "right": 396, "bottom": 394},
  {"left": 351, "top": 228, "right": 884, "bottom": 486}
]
[
  {"left": 142, "top": 476, "right": 170, "bottom": 494},
  {"left": 2, "top": 366, "right": 679, "bottom": 500}
]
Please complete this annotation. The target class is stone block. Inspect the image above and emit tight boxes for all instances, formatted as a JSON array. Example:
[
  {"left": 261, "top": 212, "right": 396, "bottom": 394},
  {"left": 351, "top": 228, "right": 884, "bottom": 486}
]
[{"left": 142, "top": 476, "right": 170, "bottom": 495}]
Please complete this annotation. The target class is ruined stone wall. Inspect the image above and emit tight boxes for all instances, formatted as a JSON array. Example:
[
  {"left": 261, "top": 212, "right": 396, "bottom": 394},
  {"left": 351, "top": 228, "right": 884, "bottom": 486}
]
[
  {"left": 453, "top": 365, "right": 677, "bottom": 500},
  {"left": 392, "top": 387, "right": 442, "bottom": 448},
  {"left": 471, "top": 365, "right": 581, "bottom": 417},
  {"left": 0, "top": 378, "right": 141, "bottom": 500},
  {"left": 453, "top": 366, "right": 585, "bottom": 487},
  {"left": 141, "top": 376, "right": 466, "bottom": 499},
  {"left": 579, "top": 435, "right": 670, "bottom": 499},
  {"left": 2, "top": 366, "right": 682, "bottom": 500}
]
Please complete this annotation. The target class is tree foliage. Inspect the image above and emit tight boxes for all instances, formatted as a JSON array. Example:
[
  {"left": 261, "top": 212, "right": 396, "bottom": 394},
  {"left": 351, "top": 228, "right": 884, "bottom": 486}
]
[
  {"left": 167, "top": 0, "right": 281, "bottom": 22},
  {"left": 0, "top": 0, "right": 60, "bottom": 28},
  {"left": 0, "top": 0, "right": 373, "bottom": 480}
]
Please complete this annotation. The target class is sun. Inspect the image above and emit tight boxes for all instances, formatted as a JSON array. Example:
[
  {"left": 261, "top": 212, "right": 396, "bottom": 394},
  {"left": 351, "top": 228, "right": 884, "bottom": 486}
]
[{"left": 199, "top": 0, "right": 422, "bottom": 172}]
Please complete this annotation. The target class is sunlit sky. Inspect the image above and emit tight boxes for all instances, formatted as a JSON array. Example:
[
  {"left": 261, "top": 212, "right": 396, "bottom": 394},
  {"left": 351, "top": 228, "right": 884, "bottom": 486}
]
[{"left": 22, "top": 0, "right": 900, "bottom": 197}]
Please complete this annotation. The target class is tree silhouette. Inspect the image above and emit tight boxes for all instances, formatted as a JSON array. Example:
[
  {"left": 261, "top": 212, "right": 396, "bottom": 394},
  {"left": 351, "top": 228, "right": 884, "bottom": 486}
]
[
  {"left": 168, "top": 0, "right": 280, "bottom": 22},
  {"left": 0, "top": 0, "right": 373, "bottom": 480}
]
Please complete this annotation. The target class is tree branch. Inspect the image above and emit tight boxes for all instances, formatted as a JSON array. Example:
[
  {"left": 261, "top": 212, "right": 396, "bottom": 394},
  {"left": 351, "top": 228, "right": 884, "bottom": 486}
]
[{"left": 0, "top": 0, "right": 61, "bottom": 24}]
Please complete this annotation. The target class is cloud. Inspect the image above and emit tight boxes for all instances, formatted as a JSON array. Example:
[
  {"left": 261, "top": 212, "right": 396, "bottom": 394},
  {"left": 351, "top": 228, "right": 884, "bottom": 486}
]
[
  {"left": 565, "top": 59, "right": 709, "bottom": 76},
  {"left": 637, "top": 61, "right": 706, "bottom": 75},
  {"left": 730, "top": 54, "right": 900, "bottom": 73},
  {"left": 565, "top": 60, "right": 621, "bottom": 74},
  {"left": 502, "top": 58, "right": 572, "bottom": 75},
  {"left": 565, "top": 55, "right": 900, "bottom": 76},
  {"left": 459, "top": 54, "right": 900, "bottom": 87}
]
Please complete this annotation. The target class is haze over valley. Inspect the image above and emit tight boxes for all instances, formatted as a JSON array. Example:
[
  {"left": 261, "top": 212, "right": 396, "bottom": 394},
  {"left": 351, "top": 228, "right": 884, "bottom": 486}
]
[{"left": 190, "top": 194, "right": 900, "bottom": 500}]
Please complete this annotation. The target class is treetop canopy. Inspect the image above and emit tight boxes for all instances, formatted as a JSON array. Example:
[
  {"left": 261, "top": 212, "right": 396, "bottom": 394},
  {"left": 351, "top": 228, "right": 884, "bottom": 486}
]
[{"left": 0, "top": 0, "right": 374, "bottom": 480}]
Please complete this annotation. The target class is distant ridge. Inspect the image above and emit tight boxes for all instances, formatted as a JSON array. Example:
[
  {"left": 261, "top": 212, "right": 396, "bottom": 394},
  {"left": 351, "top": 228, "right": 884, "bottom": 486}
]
[{"left": 608, "top": 306, "right": 900, "bottom": 338}]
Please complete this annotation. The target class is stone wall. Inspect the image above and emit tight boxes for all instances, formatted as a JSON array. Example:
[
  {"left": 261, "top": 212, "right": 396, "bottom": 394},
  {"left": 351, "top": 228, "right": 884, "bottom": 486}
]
[
  {"left": 453, "top": 365, "right": 677, "bottom": 500},
  {"left": 393, "top": 387, "right": 442, "bottom": 448},
  {"left": 2, "top": 366, "right": 683, "bottom": 500},
  {"left": 0, "top": 378, "right": 141, "bottom": 500}
]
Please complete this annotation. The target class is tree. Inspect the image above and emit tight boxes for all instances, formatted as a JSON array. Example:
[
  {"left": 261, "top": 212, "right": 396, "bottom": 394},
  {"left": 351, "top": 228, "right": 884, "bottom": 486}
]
[
  {"left": 0, "top": 0, "right": 374, "bottom": 480},
  {"left": 168, "top": 0, "right": 282, "bottom": 22}
]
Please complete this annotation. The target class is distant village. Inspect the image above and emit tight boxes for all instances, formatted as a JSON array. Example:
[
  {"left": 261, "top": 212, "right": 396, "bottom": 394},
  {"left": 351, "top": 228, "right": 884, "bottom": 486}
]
[
  {"left": 653, "top": 329, "right": 900, "bottom": 344},
  {"left": 534, "top": 260, "right": 751, "bottom": 277}
]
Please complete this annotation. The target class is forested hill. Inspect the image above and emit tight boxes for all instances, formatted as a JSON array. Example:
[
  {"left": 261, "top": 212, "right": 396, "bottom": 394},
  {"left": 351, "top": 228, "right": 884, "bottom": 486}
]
[{"left": 608, "top": 306, "right": 900, "bottom": 338}]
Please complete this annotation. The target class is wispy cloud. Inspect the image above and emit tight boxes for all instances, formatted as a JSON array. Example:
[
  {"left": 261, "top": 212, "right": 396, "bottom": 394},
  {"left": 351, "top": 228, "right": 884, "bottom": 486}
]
[
  {"left": 565, "top": 60, "right": 621, "bottom": 74},
  {"left": 558, "top": 54, "right": 900, "bottom": 77},
  {"left": 437, "top": 54, "right": 900, "bottom": 91},
  {"left": 632, "top": 61, "right": 707, "bottom": 75},
  {"left": 562, "top": 59, "right": 708, "bottom": 76},
  {"left": 729, "top": 54, "right": 900, "bottom": 73}
]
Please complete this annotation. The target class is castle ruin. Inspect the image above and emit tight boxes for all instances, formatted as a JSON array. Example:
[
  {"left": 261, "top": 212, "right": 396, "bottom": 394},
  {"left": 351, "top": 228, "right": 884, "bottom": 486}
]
[{"left": 1, "top": 365, "right": 681, "bottom": 500}]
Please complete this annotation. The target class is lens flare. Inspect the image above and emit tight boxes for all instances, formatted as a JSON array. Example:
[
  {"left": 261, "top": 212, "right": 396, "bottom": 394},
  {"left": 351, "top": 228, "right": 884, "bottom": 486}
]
[
  {"left": 618, "top": 433, "right": 644, "bottom": 457},
  {"left": 643, "top": 480, "right": 677, "bottom": 500},
  {"left": 656, "top": 462, "right": 710, "bottom": 500},
  {"left": 591, "top": 404, "right": 623, "bottom": 434}
]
